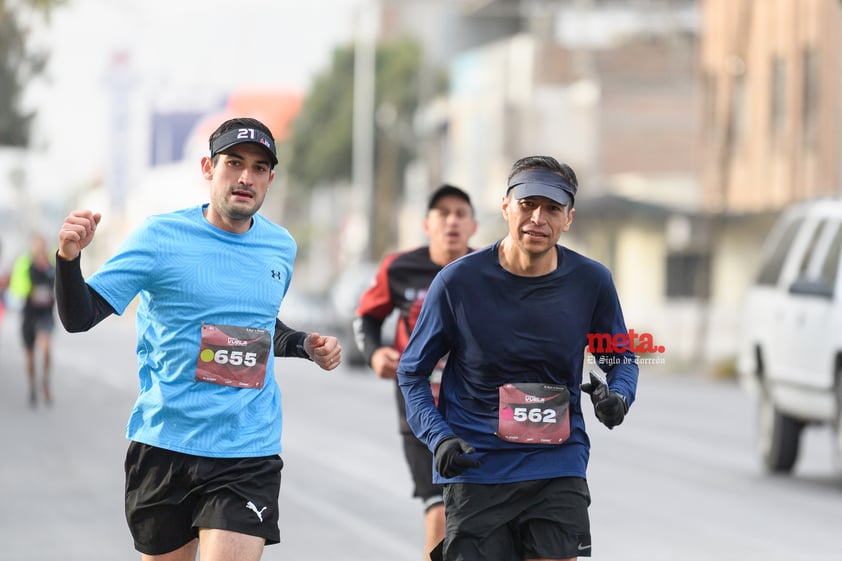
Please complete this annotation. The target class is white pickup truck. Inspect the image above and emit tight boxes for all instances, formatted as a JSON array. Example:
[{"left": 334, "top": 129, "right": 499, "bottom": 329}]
[{"left": 737, "top": 198, "right": 842, "bottom": 473}]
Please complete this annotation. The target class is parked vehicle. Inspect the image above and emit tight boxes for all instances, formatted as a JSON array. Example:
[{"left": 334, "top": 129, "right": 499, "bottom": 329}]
[
  {"left": 329, "top": 262, "right": 396, "bottom": 367},
  {"left": 737, "top": 198, "right": 842, "bottom": 473},
  {"left": 277, "top": 290, "right": 337, "bottom": 336}
]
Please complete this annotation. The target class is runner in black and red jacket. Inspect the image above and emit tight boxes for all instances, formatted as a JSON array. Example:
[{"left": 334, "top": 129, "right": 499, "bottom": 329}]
[{"left": 353, "top": 184, "right": 477, "bottom": 561}]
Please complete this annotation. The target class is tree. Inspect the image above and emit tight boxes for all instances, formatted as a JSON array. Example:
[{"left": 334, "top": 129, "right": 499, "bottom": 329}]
[
  {"left": 281, "top": 45, "right": 354, "bottom": 188},
  {"left": 282, "top": 37, "right": 446, "bottom": 258},
  {"left": 0, "top": 0, "right": 63, "bottom": 147}
]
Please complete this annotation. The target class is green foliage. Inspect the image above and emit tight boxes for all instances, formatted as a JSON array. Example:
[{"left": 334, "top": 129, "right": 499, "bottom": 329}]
[
  {"left": 284, "top": 45, "right": 356, "bottom": 187},
  {"left": 0, "top": 0, "right": 64, "bottom": 147},
  {"left": 283, "top": 37, "right": 444, "bottom": 191}
]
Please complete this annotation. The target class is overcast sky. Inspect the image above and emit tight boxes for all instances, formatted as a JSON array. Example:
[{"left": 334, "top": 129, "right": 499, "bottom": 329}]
[{"left": 23, "top": 0, "right": 361, "bottom": 186}]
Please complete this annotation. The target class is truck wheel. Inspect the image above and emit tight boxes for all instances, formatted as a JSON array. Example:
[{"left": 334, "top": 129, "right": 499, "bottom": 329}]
[{"left": 758, "top": 386, "right": 802, "bottom": 473}]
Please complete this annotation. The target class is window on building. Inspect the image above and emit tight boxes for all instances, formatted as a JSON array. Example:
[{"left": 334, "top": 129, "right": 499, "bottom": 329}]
[
  {"left": 704, "top": 71, "right": 717, "bottom": 143},
  {"left": 732, "top": 73, "right": 748, "bottom": 144},
  {"left": 770, "top": 57, "right": 786, "bottom": 144},
  {"left": 802, "top": 47, "right": 820, "bottom": 151},
  {"left": 666, "top": 252, "right": 710, "bottom": 299}
]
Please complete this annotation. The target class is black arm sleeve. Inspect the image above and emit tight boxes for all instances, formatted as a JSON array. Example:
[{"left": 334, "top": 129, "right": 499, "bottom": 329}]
[
  {"left": 353, "top": 314, "right": 384, "bottom": 367},
  {"left": 274, "top": 318, "right": 311, "bottom": 359},
  {"left": 56, "top": 254, "right": 311, "bottom": 359},
  {"left": 55, "top": 253, "right": 115, "bottom": 332}
]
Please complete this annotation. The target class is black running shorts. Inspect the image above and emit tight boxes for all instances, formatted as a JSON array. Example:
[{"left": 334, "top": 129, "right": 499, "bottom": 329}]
[
  {"left": 441, "top": 477, "right": 592, "bottom": 560},
  {"left": 21, "top": 309, "right": 54, "bottom": 349},
  {"left": 124, "top": 441, "right": 283, "bottom": 555}
]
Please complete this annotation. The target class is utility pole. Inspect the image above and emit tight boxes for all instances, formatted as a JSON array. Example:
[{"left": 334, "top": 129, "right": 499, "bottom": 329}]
[{"left": 352, "top": 0, "right": 378, "bottom": 263}]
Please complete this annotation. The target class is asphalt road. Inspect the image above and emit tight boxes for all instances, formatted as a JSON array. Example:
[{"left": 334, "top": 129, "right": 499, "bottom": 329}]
[
  {"left": 0, "top": 310, "right": 419, "bottom": 561},
  {"left": 1, "top": 309, "right": 840, "bottom": 561}
]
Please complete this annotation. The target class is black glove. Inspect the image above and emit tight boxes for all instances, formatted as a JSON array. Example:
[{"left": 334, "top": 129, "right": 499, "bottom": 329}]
[
  {"left": 434, "top": 436, "right": 480, "bottom": 478},
  {"left": 579, "top": 380, "right": 608, "bottom": 402},
  {"left": 593, "top": 391, "right": 628, "bottom": 429}
]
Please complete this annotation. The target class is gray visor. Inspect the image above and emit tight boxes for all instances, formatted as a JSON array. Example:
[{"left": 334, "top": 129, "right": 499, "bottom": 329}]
[{"left": 507, "top": 169, "right": 575, "bottom": 206}]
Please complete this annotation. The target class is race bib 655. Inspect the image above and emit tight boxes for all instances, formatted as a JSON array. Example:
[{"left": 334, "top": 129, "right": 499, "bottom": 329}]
[{"left": 195, "top": 324, "right": 271, "bottom": 389}]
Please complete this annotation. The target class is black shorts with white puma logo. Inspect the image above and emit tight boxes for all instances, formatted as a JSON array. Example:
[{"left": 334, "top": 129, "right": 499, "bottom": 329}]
[{"left": 124, "top": 441, "right": 283, "bottom": 555}]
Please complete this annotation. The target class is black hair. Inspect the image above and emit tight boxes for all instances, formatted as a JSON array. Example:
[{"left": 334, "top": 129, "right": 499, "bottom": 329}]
[{"left": 427, "top": 184, "right": 474, "bottom": 213}]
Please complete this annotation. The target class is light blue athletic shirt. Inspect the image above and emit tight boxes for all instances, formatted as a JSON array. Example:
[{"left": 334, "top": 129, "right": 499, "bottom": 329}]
[{"left": 87, "top": 204, "right": 296, "bottom": 458}]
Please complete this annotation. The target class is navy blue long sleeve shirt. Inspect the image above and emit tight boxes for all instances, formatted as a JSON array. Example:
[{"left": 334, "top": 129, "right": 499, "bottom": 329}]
[{"left": 397, "top": 241, "right": 638, "bottom": 484}]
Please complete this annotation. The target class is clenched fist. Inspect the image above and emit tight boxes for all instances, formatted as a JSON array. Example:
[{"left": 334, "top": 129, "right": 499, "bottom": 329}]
[{"left": 58, "top": 210, "right": 102, "bottom": 261}]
